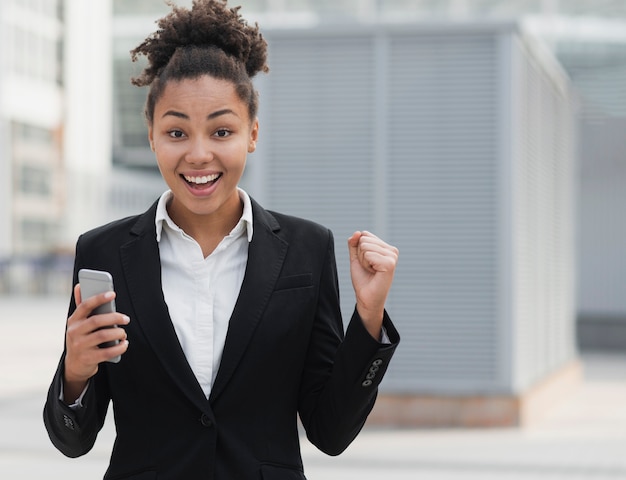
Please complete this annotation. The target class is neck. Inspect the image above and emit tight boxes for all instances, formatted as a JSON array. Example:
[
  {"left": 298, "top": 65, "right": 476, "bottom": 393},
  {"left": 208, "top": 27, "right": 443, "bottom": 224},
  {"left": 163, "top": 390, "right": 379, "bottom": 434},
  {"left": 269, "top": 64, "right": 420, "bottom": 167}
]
[{"left": 167, "top": 193, "right": 243, "bottom": 257}]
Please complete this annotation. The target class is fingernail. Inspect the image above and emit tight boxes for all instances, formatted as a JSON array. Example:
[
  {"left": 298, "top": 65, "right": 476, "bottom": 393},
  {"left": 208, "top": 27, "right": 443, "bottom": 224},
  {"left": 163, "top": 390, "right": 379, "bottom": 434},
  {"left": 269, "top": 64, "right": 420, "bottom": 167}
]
[
  {"left": 105, "top": 291, "right": 115, "bottom": 299},
  {"left": 122, "top": 315, "right": 130, "bottom": 323}
]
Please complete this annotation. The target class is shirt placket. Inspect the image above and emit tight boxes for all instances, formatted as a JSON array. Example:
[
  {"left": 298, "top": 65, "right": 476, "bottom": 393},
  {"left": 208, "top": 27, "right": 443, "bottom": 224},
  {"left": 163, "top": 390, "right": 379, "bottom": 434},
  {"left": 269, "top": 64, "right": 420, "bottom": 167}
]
[{"left": 195, "top": 254, "right": 215, "bottom": 399}]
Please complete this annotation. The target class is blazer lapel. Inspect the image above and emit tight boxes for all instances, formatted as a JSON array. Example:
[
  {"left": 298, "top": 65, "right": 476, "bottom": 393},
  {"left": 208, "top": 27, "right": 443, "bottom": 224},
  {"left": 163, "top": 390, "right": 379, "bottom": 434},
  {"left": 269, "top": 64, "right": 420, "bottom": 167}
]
[
  {"left": 120, "top": 203, "right": 208, "bottom": 412},
  {"left": 209, "top": 200, "right": 287, "bottom": 403}
]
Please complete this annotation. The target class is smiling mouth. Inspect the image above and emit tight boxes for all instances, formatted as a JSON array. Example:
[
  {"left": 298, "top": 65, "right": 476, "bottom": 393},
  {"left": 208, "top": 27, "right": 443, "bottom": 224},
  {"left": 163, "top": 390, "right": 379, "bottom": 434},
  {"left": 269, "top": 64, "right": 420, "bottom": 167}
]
[{"left": 183, "top": 173, "right": 222, "bottom": 188}]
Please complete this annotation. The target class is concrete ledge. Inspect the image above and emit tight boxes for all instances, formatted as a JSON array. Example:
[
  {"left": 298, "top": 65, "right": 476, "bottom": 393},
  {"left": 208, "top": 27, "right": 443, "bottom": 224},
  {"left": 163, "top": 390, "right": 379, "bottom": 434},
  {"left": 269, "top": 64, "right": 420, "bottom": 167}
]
[{"left": 368, "top": 359, "right": 582, "bottom": 428}]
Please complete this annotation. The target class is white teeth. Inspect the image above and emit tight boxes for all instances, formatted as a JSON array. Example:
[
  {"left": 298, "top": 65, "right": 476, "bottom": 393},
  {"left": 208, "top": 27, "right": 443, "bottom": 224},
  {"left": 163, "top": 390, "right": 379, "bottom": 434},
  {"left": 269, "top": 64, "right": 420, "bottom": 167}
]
[{"left": 184, "top": 174, "right": 220, "bottom": 184}]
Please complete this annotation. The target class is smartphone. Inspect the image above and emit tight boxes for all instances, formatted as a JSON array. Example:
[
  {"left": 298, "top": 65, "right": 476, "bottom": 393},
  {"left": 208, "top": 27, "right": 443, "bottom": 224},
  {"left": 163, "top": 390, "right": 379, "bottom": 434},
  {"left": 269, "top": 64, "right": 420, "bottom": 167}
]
[{"left": 78, "top": 269, "right": 121, "bottom": 363}]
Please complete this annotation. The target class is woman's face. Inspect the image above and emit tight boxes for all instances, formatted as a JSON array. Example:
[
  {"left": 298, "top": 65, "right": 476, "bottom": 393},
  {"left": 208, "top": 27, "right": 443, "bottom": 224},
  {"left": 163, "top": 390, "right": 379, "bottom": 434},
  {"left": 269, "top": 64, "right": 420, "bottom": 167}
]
[{"left": 148, "top": 75, "right": 258, "bottom": 233}]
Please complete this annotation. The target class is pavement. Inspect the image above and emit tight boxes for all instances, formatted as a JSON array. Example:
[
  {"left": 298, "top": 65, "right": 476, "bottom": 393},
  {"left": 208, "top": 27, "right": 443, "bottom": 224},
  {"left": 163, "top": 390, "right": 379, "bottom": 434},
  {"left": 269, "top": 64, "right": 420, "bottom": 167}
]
[{"left": 2, "top": 295, "right": 626, "bottom": 479}]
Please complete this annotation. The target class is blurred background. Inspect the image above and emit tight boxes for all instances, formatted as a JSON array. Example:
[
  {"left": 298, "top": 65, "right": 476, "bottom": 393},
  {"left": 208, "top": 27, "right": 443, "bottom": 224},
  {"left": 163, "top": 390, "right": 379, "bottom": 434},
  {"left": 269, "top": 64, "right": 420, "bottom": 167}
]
[{"left": 2, "top": 0, "right": 626, "bottom": 429}]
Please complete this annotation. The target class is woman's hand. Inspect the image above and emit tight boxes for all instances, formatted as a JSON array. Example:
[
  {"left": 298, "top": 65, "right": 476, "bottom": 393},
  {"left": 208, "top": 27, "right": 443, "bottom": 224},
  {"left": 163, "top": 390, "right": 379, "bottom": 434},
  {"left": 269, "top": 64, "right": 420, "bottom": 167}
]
[
  {"left": 63, "top": 284, "right": 130, "bottom": 403},
  {"left": 348, "top": 231, "right": 398, "bottom": 339}
]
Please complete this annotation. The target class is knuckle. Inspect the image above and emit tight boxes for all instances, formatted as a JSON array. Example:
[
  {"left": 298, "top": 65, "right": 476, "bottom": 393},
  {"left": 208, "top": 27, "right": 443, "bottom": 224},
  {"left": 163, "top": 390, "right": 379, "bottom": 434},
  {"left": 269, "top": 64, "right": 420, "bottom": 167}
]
[
  {"left": 94, "top": 327, "right": 116, "bottom": 342},
  {"left": 88, "top": 315, "right": 104, "bottom": 329}
]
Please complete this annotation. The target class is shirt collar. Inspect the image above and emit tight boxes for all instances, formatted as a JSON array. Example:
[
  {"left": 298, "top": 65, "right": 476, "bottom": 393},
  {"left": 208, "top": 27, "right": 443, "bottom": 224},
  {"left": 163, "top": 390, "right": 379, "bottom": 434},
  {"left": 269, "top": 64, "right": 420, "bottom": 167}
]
[{"left": 155, "top": 188, "right": 254, "bottom": 243}]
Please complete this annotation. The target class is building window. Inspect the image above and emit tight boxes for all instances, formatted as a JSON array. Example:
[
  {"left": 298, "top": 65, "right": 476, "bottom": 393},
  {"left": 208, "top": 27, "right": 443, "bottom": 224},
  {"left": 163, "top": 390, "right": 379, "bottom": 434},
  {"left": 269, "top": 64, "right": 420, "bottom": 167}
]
[
  {"left": 13, "top": 122, "right": 54, "bottom": 147},
  {"left": 19, "top": 165, "right": 51, "bottom": 196}
]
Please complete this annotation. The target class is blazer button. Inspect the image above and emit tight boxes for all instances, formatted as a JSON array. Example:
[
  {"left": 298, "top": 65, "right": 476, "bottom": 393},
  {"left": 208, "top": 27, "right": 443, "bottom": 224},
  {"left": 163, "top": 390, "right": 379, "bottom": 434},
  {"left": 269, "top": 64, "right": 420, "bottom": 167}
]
[
  {"left": 200, "top": 414, "right": 213, "bottom": 428},
  {"left": 63, "top": 414, "right": 75, "bottom": 430}
]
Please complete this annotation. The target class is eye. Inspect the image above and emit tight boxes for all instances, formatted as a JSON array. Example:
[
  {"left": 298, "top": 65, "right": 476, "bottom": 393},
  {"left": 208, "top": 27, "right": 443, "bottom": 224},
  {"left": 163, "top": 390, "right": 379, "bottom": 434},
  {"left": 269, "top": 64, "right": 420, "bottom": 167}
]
[
  {"left": 168, "top": 130, "right": 186, "bottom": 139},
  {"left": 214, "top": 129, "right": 231, "bottom": 138}
]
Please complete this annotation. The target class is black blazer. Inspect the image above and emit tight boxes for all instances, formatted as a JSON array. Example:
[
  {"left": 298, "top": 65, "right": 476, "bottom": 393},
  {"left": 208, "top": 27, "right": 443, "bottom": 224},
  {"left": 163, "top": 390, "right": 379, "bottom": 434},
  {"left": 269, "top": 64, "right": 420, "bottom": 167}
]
[{"left": 44, "top": 198, "right": 399, "bottom": 480}]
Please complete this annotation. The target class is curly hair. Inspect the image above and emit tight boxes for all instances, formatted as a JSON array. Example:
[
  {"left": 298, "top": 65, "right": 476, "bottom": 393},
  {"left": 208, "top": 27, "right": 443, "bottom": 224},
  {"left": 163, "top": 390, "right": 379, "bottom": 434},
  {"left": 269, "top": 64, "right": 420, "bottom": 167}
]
[{"left": 130, "top": 0, "right": 269, "bottom": 124}]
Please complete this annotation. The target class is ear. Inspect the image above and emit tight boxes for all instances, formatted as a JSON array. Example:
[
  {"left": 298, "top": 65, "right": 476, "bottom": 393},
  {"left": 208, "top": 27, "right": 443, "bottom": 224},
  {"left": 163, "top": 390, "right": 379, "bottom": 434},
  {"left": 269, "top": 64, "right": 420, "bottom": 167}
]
[
  {"left": 248, "top": 118, "right": 259, "bottom": 153},
  {"left": 148, "top": 126, "right": 155, "bottom": 152}
]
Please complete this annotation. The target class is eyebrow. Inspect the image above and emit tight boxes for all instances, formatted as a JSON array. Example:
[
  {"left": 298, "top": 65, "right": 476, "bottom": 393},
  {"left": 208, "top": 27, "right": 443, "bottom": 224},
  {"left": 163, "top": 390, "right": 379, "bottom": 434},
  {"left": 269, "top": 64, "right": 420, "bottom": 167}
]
[
  {"left": 208, "top": 109, "right": 238, "bottom": 120},
  {"left": 161, "top": 109, "right": 238, "bottom": 120}
]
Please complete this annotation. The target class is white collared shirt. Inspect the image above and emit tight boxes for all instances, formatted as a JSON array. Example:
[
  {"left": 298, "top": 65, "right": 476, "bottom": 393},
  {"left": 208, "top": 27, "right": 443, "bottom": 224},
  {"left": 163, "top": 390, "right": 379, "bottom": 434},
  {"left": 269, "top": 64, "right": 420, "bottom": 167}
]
[{"left": 155, "top": 188, "right": 253, "bottom": 398}]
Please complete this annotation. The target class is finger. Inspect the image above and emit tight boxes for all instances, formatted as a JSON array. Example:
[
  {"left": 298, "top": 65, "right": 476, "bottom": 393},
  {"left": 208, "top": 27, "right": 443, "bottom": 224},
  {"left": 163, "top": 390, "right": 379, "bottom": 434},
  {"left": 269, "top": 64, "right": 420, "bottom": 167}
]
[
  {"left": 68, "top": 291, "right": 116, "bottom": 331},
  {"left": 78, "top": 291, "right": 116, "bottom": 317},
  {"left": 68, "top": 310, "right": 129, "bottom": 344},
  {"left": 357, "top": 235, "right": 399, "bottom": 259},
  {"left": 82, "top": 312, "right": 128, "bottom": 335},
  {"left": 67, "top": 321, "right": 129, "bottom": 362},
  {"left": 89, "top": 312, "right": 130, "bottom": 332},
  {"left": 66, "top": 312, "right": 127, "bottom": 350},
  {"left": 102, "top": 339, "right": 130, "bottom": 362},
  {"left": 348, "top": 231, "right": 363, "bottom": 261},
  {"left": 69, "top": 338, "right": 129, "bottom": 375},
  {"left": 95, "top": 339, "right": 129, "bottom": 364},
  {"left": 357, "top": 242, "right": 398, "bottom": 275},
  {"left": 359, "top": 244, "right": 399, "bottom": 265},
  {"left": 357, "top": 232, "right": 398, "bottom": 251},
  {"left": 92, "top": 324, "right": 128, "bottom": 346},
  {"left": 362, "top": 250, "right": 397, "bottom": 273}
]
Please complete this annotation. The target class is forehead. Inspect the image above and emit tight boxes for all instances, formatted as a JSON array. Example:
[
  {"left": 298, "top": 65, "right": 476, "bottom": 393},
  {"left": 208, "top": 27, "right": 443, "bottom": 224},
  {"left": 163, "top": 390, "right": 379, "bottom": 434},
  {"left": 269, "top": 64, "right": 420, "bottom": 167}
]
[{"left": 155, "top": 76, "right": 248, "bottom": 118}]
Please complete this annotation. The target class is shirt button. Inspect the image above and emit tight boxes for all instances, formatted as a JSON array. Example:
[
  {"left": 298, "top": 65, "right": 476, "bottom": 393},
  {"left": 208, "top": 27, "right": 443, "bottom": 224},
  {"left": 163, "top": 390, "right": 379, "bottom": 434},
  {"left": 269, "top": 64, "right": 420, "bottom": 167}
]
[{"left": 200, "top": 414, "right": 213, "bottom": 428}]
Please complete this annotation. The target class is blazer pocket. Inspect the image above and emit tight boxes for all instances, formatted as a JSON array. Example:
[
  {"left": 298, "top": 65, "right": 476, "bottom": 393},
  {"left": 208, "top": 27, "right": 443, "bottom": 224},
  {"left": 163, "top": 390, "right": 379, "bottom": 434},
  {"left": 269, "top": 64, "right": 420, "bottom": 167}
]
[
  {"left": 260, "top": 464, "right": 307, "bottom": 479},
  {"left": 274, "top": 273, "right": 312, "bottom": 292}
]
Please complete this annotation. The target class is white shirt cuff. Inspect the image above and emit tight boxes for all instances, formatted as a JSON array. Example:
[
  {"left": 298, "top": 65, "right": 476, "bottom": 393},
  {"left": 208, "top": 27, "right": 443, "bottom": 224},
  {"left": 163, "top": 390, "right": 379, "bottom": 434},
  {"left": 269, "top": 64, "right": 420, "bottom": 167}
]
[
  {"left": 59, "top": 379, "right": 90, "bottom": 410},
  {"left": 379, "top": 326, "right": 391, "bottom": 344}
]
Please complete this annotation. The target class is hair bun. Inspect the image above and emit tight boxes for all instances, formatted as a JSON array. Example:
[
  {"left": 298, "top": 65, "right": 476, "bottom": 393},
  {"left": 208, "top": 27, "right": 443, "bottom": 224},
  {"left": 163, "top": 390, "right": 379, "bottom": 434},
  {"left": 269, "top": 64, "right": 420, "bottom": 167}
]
[{"left": 131, "top": 0, "right": 268, "bottom": 87}]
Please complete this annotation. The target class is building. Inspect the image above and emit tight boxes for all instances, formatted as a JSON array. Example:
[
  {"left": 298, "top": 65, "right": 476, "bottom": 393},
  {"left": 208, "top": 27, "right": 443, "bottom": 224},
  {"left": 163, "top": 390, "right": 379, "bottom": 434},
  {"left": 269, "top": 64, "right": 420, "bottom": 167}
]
[{"left": 0, "top": 0, "right": 64, "bottom": 292}]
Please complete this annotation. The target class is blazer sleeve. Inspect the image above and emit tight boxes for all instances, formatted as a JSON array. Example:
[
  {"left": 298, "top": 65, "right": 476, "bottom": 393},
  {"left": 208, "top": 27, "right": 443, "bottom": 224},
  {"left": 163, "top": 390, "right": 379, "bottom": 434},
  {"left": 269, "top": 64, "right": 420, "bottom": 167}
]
[
  {"left": 42, "top": 238, "right": 112, "bottom": 458},
  {"left": 297, "top": 230, "right": 400, "bottom": 456},
  {"left": 43, "top": 355, "right": 111, "bottom": 458}
]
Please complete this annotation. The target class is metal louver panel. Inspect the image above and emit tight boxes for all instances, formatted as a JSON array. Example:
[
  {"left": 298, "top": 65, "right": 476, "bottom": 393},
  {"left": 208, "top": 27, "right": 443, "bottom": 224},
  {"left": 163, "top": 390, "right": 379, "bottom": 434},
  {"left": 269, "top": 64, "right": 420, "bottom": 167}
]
[
  {"left": 385, "top": 32, "right": 501, "bottom": 392},
  {"left": 511, "top": 38, "right": 576, "bottom": 389},
  {"left": 260, "top": 33, "right": 378, "bottom": 324}
]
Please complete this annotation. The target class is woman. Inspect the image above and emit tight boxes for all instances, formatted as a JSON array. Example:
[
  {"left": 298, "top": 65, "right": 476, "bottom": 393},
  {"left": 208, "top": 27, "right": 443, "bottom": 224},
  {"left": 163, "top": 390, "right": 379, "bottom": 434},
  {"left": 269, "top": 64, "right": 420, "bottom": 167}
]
[{"left": 44, "top": 1, "right": 400, "bottom": 478}]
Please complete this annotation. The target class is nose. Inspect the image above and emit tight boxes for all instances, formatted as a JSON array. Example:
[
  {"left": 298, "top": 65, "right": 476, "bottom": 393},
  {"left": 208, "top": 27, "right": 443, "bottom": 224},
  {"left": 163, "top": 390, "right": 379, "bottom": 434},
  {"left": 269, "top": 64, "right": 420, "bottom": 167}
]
[{"left": 185, "top": 137, "right": 214, "bottom": 165}]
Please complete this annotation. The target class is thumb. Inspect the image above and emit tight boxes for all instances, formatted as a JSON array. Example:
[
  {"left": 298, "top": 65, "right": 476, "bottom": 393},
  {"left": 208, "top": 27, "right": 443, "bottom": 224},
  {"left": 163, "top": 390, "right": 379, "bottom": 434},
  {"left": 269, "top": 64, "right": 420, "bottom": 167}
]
[{"left": 74, "top": 283, "right": 82, "bottom": 305}]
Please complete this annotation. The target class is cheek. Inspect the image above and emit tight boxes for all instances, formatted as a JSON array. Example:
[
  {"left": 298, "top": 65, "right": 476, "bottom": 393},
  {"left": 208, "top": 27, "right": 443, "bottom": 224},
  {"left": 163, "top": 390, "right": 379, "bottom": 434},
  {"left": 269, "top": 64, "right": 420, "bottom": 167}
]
[
  {"left": 154, "top": 145, "right": 179, "bottom": 168},
  {"left": 154, "top": 155, "right": 180, "bottom": 184},
  {"left": 220, "top": 143, "right": 249, "bottom": 167}
]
